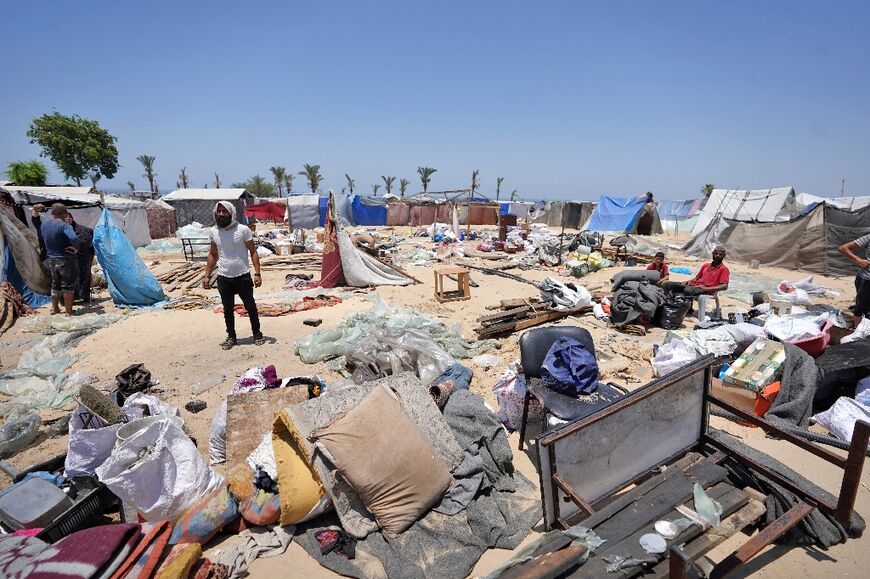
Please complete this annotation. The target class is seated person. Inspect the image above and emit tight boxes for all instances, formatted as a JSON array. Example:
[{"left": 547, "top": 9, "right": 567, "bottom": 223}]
[
  {"left": 647, "top": 251, "right": 669, "bottom": 286},
  {"left": 662, "top": 246, "right": 729, "bottom": 297}
]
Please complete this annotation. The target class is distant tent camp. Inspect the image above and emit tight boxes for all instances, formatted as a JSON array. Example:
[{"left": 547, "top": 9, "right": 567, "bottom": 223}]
[
  {"left": 163, "top": 188, "right": 254, "bottom": 228},
  {"left": 656, "top": 198, "right": 706, "bottom": 234},
  {"left": 690, "top": 187, "right": 797, "bottom": 238},
  {"left": 583, "top": 196, "right": 663, "bottom": 234},
  {"left": 795, "top": 193, "right": 870, "bottom": 213},
  {"left": 684, "top": 202, "right": 870, "bottom": 276}
]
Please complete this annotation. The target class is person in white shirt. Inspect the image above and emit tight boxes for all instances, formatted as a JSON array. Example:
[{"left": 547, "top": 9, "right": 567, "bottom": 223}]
[{"left": 203, "top": 201, "right": 264, "bottom": 349}]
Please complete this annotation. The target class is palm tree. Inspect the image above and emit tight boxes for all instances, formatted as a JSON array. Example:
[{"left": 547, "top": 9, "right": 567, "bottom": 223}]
[
  {"left": 417, "top": 166, "right": 437, "bottom": 195},
  {"left": 127, "top": 181, "right": 135, "bottom": 192},
  {"left": 299, "top": 164, "right": 322, "bottom": 193},
  {"left": 283, "top": 174, "right": 294, "bottom": 195},
  {"left": 496, "top": 177, "right": 505, "bottom": 201},
  {"left": 510, "top": 189, "right": 519, "bottom": 201},
  {"left": 399, "top": 178, "right": 410, "bottom": 197},
  {"left": 471, "top": 170, "right": 480, "bottom": 196},
  {"left": 270, "top": 166, "right": 287, "bottom": 197},
  {"left": 344, "top": 174, "right": 355, "bottom": 195},
  {"left": 382, "top": 176, "right": 396, "bottom": 195},
  {"left": 372, "top": 184, "right": 381, "bottom": 195},
  {"left": 214, "top": 173, "right": 222, "bottom": 188},
  {"left": 178, "top": 167, "right": 189, "bottom": 188},
  {"left": 341, "top": 187, "right": 347, "bottom": 195},
  {"left": 136, "top": 155, "right": 157, "bottom": 194},
  {"left": 701, "top": 183, "right": 716, "bottom": 197},
  {"left": 249, "top": 174, "right": 268, "bottom": 196}
]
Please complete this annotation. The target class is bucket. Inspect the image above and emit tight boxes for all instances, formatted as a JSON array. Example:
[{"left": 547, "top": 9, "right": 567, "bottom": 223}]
[
  {"left": 697, "top": 294, "right": 710, "bottom": 323},
  {"left": 116, "top": 416, "right": 183, "bottom": 445}
]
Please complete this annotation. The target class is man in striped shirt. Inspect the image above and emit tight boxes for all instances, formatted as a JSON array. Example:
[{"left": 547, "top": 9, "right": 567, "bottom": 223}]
[{"left": 839, "top": 233, "right": 870, "bottom": 322}]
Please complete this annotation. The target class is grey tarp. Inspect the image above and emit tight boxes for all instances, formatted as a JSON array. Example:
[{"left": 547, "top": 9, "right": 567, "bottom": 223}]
[
  {"left": 286, "top": 194, "right": 320, "bottom": 229},
  {"left": 338, "top": 230, "right": 413, "bottom": 287},
  {"left": 165, "top": 199, "right": 249, "bottom": 228},
  {"left": 684, "top": 203, "right": 870, "bottom": 277},
  {"left": 0, "top": 207, "right": 51, "bottom": 295}
]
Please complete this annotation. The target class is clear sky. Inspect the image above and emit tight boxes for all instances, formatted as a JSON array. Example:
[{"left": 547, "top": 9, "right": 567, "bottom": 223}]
[{"left": 2, "top": 1, "right": 868, "bottom": 200}]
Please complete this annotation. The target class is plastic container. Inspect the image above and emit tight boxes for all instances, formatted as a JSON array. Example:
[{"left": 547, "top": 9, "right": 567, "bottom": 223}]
[
  {"left": 788, "top": 319, "right": 833, "bottom": 357},
  {"left": 36, "top": 483, "right": 117, "bottom": 543},
  {"left": 0, "top": 477, "right": 73, "bottom": 530},
  {"left": 697, "top": 294, "right": 710, "bottom": 323}
]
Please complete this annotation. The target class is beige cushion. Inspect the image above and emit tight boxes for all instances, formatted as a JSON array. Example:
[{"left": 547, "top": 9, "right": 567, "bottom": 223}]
[{"left": 311, "top": 384, "right": 452, "bottom": 536}]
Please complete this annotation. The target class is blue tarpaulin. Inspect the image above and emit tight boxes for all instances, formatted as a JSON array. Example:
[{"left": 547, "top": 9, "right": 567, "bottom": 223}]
[
  {"left": 319, "top": 197, "right": 329, "bottom": 227},
  {"left": 499, "top": 203, "right": 511, "bottom": 215},
  {"left": 1, "top": 245, "right": 51, "bottom": 309},
  {"left": 656, "top": 199, "right": 704, "bottom": 220},
  {"left": 94, "top": 209, "right": 166, "bottom": 307},
  {"left": 350, "top": 196, "right": 388, "bottom": 226},
  {"left": 586, "top": 196, "right": 648, "bottom": 232}
]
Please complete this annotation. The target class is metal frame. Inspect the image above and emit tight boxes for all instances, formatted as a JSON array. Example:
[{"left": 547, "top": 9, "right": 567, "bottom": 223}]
[{"left": 534, "top": 354, "right": 870, "bottom": 577}]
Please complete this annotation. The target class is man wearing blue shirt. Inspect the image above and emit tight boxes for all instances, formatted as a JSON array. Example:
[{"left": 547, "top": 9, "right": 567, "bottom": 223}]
[{"left": 40, "top": 203, "right": 80, "bottom": 316}]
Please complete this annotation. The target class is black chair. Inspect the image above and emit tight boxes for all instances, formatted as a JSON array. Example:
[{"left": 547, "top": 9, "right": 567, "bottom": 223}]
[{"left": 517, "top": 326, "right": 628, "bottom": 451}]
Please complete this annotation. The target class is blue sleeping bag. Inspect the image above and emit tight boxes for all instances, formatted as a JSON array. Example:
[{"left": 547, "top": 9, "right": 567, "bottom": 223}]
[
  {"left": 93, "top": 209, "right": 166, "bottom": 306},
  {"left": 541, "top": 337, "right": 599, "bottom": 396}
]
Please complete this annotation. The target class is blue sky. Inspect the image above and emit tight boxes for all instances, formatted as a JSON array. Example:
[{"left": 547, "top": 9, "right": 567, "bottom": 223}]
[{"left": 2, "top": 1, "right": 868, "bottom": 199}]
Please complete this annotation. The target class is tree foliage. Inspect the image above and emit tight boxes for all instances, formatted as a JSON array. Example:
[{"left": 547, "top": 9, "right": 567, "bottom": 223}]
[
  {"left": 283, "top": 173, "right": 294, "bottom": 195},
  {"left": 344, "top": 173, "right": 355, "bottom": 194},
  {"left": 27, "top": 112, "right": 119, "bottom": 186},
  {"left": 4, "top": 160, "right": 48, "bottom": 186},
  {"left": 372, "top": 184, "right": 381, "bottom": 195},
  {"left": 127, "top": 181, "right": 135, "bottom": 192},
  {"left": 471, "top": 169, "right": 480, "bottom": 195},
  {"left": 137, "top": 155, "right": 157, "bottom": 193},
  {"left": 701, "top": 183, "right": 715, "bottom": 197},
  {"left": 299, "top": 163, "right": 322, "bottom": 193},
  {"left": 399, "top": 178, "right": 410, "bottom": 197},
  {"left": 214, "top": 173, "right": 222, "bottom": 188},
  {"left": 417, "top": 166, "right": 437, "bottom": 194},
  {"left": 496, "top": 177, "right": 505, "bottom": 201},
  {"left": 270, "top": 166, "right": 287, "bottom": 196},
  {"left": 178, "top": 167, "right": 189, "bottom": 188},
  {"left": 381, "top": 175, "right": 395, "bottom": 195},
  {"left": 232, "top": 175, "right": 274, "bottom": 197}
]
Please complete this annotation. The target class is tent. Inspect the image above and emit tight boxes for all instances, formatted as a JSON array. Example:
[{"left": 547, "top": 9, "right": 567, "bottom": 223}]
[
  {"left": 351, "top": 196, "right": 388, "bottom": 226},
  {"left": 657, "top": 198, "right": 706, "bottom": 234},
  {"left": 583, "top": 196, "right": 663, "bottom": 234},
  {"left": 795, "top": 193, "right": 870, "bottom": 212},
  {"left": 145, "top": 198, "right": 177, "bottom": 239},
  {"left": 3, "top": 186, "right": 152, "bottom": 247},
  {"left": 0, "top": 203, "right": 51, "bottom": 307},
  {"left": 245, "top": 201, "right": 286, "bottom": 223},
  {"left": 690, "top": 187, "right": 797, "bottom": 237},
  {"left": 319, "top": 196, "right": 329, "bottom": 227},
  {"left": 684, "top": 203, "right": 870, "bottom": 276},
  {"left": 284, "top": 194, "right": 320, "bottom": 229},
  {"left": 163, "top": 188, "right": 254, "bottom": 228}
]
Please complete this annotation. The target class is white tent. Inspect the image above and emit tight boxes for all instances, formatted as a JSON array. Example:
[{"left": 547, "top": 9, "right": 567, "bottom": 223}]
[
  {"left": 690, "top": 187, "right": 797, "bottom": 237},
  {"left": 2, "top": 186, "right": 152, "bottom": 247},
  {"left": 795, "top": 193, "right": 870, "bottom": 212}
]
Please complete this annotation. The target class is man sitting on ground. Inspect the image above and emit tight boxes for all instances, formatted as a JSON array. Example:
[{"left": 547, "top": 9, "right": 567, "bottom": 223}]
[
  {"left": 839, "top": 233, "right": 870, "bottom": 323},
  {"left": 647, "top": 251, "right": 670, "bottom": 286},
  {"left": 662, "top": 246, "right": 729, "bottom": 297},
  {"left": 40, "top": 203, "right": 79, "bottom": 316}
]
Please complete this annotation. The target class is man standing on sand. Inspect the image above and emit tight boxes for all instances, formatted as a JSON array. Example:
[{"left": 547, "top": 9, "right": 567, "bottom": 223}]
[
  {"left": 40, "top": 203, "right": 79, "bottom": 316},
  {"left": 203, "top": 201, "right": 265, "bottom": 349},
  {"left": 662, "top": 246, "right": 729, "bottom": 297},
  {"left": 839, "top": 234, "right": 870, "bottom": 323}
]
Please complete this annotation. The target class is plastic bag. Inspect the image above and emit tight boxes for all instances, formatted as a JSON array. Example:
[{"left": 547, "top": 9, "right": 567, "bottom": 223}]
[
  {"left": 764, "top": 315, "right": 822, "bottom": 342},
  {"left": 842, "top": 318, "right": 870, "bottom": 344},
  {"left": 693, "top": 482, "right": 723, "bottom": 527},
  {"left": 539, "top": 277, "right": 592, "bottom": 310},
  {"left": 541, "top": 337, "right": 599, "bottom": 396},
  {"left": 492, "top": 362, "right": 543, "bottom": 429},
  {"left": 652, "top": 339, "right": 698, "bottom": 377},
  {"left": 472, "top": 354, "right": 503, "bottom": 369},
  {"left": 209, "top": 400, "right": 228, "bottom": 464},
  {"left": 97, "top": 417, "right": 224, "bottom": 521},
  {"left": 176, "top": 222, "right": 209, "bottom": 239},
  {"left": 812, "top": 397, "right": 870, "bottom": 446},
  {"left": 0, "top": 411, "right": 41, "bottom": 459},
  {"left": 21, "top": 313, "right": 121, "bottom": 335},
  {"left": 657, "top": 293, "right": 692, "bottom": 330}
]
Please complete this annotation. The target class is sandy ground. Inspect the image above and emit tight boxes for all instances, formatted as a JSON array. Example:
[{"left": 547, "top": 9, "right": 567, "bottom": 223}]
[{"left": 1, "top": 225, "right": 868, "bottom": 578}]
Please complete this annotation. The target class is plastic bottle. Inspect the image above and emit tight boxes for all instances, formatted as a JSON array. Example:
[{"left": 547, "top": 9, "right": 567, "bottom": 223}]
[{"left": 192, "top": 373, "right": 227, "bottom": 395}]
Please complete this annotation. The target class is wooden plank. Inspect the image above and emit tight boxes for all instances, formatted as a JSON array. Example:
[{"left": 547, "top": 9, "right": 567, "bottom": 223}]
[
  {"left": 498, "top": 544, "right": 588, "bottom": 579},
  {"left": 225, "top": 386, "right": 309, "bottom": 464}
]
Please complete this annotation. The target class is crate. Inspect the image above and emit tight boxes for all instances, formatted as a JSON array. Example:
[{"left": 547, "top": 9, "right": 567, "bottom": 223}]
[{"left": 36, "top": 483, "right": 118, "bottom": 543}]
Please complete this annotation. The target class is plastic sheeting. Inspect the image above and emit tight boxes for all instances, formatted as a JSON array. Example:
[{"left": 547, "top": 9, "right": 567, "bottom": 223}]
[
  {"left": 94, "top": 208, "right": 167, "bottom": 306},
  {"left": 319, "top": 196, "right": 329, "bottom": 227},
  {"left": 337, "top": 230, "right": 412, "bottom": 287},
  {"left": 1, "top": 243, "right": 51, "bottom": 309},
  {"left": 0, "top": 207, "right": 51, "bottom": 295},
  {"left": 585, "top": 196, "right": 663, "bottom": 234},
  {"left": 286, "top": 194, "right": 320, "bottom": 229},
  {"left": 690, "top": 187, "right": 797, "bottom": 237},
  {"left": 351, "top": 196, "right": 388, "bottom": 226},
  {"left": 245, "top": 201, "right": 286, "bottom": 223}
]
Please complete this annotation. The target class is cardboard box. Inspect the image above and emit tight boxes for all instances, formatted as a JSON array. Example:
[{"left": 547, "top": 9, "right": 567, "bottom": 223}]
[
  {"left": 711, "top": 378, "right": 756, "bottom": 416},
  {"left": 722, "top": 337, "right": 786, "bottom": 393}
]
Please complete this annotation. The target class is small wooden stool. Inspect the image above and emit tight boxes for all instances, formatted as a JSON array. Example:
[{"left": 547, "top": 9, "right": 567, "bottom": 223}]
[{"left": 434, "top": 267, "right": 471, "bottom": 302}]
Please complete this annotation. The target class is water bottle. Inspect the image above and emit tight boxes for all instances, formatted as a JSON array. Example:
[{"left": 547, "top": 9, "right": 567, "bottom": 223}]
[{"left": 192, "top": 373, "right": 227, "bottom": 395}]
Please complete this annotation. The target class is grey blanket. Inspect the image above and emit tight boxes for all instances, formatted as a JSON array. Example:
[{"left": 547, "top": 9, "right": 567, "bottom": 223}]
[
  {"left": 610, "top": 279, "right": 663, "bottom": 326},
  {"left": 765, "top": 343, "right": 820, "bottom": 428},
  {"left": 295, "top": 390, "right": 542, "bottom": 579},
  {"left": 709, "top": 429, "right": 864, "bottom": 547}
]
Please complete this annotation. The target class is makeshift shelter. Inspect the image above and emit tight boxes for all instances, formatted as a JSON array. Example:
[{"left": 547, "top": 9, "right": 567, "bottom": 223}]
[
  {"left": 284, "top": 194, "right": 320, "bottom": 229},
  {"left": 583, "top": 195, "right": 663, "bottom": 234},
  {"left": 690, "top": 187, "right": 797, "bottom": 237},
  {"left": 796, "top": 193, "right": 870, "bottom": 212},
  {"left": 684, "top": 203, "right": 870, "bottom": 276},
  {"left": 244, "top": 201, "right": 286, "bottom": 224},
  {"left": 656, "top": 198, "right": 706, "bottom": 233},
  {"left": 0, "top": 203, "right": 51, "bottom": 307},
  {"left": 318, "top": 196, "right": 329, "bottom": 227},
  {"left": 351, "top": 196, "right": 388, "bottom": 226},
  {"left": 2, "top": 185, "right": 152, "bottom": 247},
  {"left": 144, "top": 198, "right": 177, "bottom": 239},
  {"left": 162, "top": 188, "right": 253, "bottom": 228}
]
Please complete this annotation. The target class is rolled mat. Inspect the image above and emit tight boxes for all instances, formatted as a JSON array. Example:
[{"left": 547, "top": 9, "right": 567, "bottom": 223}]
[{"left": 429, "top": 379, "right": 456, "bottom": 410}]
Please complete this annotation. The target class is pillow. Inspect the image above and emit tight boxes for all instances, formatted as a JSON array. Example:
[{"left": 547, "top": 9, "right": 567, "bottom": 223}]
[{"left": 310, "top": 384, "right": 452, "bottom": 536}]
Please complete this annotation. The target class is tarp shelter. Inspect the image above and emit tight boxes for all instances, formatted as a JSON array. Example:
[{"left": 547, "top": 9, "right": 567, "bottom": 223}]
[
  {"left": 583, "top": 196, "right": 663, "bottom": 234},
  {"left": 657, "top": 198, "right": 706, "bottom": 233},
  {"left": 508, "top": 202, "right": 533, "bottom": 220},
  {"left": 3, "top": 186, "right": 152, "bottom": 247},
  {"left": 284, "top": 194, "right": 320, "bottom": 229},
  {"left": 319, "top": 196, "right": 329, "bottom": 227},
  {"left": 684, "top": 203, "right": 870, "bottom": 276},
  {"left": 245, "top": 201, "right": 286, "bottom": 223},
  {"left": 0, "top": 202, "right": 51, "bottom": 307},
  {"left": 351, "top": 196, "right": 388, "bottom": 226},
  {"left": 145, "top": 198, "right": 177, "bottom": 239},
  {"left": 796, "top": 193, "right": 870, "bottom": 212},
  {"left": 163, "top": 188, "right": 254, "bottom": 228},
  {"left": 690, "top": 187, "right": 797, "bottom": 237}
]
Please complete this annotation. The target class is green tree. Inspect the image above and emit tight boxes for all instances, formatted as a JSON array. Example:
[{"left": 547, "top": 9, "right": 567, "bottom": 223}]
[
  {"left": 471, "top": 169, "right": 480, "bottom": 196},
  {"left": 137, "top": 155, "right": 157, "bottom": 193},
  {"left": 127, "top": 180, "right": 135, "bottom": 192},
  {"left": 701, "top": 183, "right": 715, "bottom": 197},
  {"left": 299, "top": 163, "right": 322, "bottom": 193},
  {"left": 372, "top": 184, "right": 381, "bottom": 195},
  {"left": 510, "top": 189, "right": 519, "bottom": 201},
  {"left": 214, "top": 173, "right": 222, "bottom": 188},
  {"left": 496, "top": 177, "right": 505, "bottom": 201},
  {"left": 4, "top": 160, "right": 48, "bottom": 186},
  {"left": 417, "top": 166, "right": 437, "bottom": 195},
  {"left": 232, "top": 175, "right": 274, "bottom": 197},
  {"left": 27, "top": 112, "right": 119, "bottom": 186},
  {"left": 89, "top": 173, "right": 101, "bottom": 188},
  {"left": 178, "top": 167, "right": 189, "bottom": 188},
  {"left": 283, "top": 173, "right": 294, "bottom": 195},
  {"left": 270, "top": 166, "right": 287, "bottom": 196},
  {"left": 344, "top": 173, "right": 355, "bottom": 194},
  {"left": 382, "top": 175, "right": 396, "bottom": 195},
  {"left": 399, "top": 178, "right": 410, "bottom": 197}
]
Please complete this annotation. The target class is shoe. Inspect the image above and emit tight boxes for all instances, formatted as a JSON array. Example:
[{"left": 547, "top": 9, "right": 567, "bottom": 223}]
[{"left": 221, "top": 337, "right": 237, "bottom": 350}]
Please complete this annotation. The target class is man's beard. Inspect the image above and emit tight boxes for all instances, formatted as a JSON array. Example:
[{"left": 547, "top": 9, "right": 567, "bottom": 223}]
[
  {"left": 711, "top": 258, "right": 723, "bottom": 266},
  {"left": 216, "top": 216, "right": 231, "bottom": 228}
]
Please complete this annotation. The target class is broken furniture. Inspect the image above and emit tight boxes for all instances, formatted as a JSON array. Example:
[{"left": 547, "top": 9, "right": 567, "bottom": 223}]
[
  {"left": 225, "top": 384, "right": 310, "bottom": 465},
  {"left": 181, "top": 237, "right": 211, "bottom": 261},
  {"left": 517, "top": 326, "right": 627, "bottom": 451},
  {"left": 505, "top": 356, "right": 869, "bottom": 577},
  {"left": 434, "top": 267, "right": 471, "bottom": 302},
  {"left": 474, "top": 301, "right": 592, "bottom": 338}
]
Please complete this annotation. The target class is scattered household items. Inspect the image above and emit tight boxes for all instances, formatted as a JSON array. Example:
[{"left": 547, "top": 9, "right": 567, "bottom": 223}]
[
  {"left": 433, "top": 266, "right": 471, "bottom": 302},
  {"left": 474, "top": 296, "right": 591, "bottom": 339},
  {"left": 722, "top": 337, "right": 786, "bottom": 393},
  {"left": 812, "top": 394, "right": 870, "bottom": 447},
  {"left": 539, "top": 277, "right": 592, "bottom": 310},
  {"left": 610, "top": 279, "right": 664, "bottom": 327},
  {"left": 0, "top": 281, "right": 34, "bottom": 336},
  {"left": 156, "top": 262, "right": 216, "bottom": 292}
]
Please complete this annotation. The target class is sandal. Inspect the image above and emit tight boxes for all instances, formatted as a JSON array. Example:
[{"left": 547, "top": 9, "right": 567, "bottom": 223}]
[
  {"left": 253, "top": 335, "right": 266, "bottom": 346},
  {"left": 221, "top": 337, "right": 237, "bottom": 350}
]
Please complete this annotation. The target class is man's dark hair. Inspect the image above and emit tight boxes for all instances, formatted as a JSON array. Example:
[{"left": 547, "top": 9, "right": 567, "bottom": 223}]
[
  {"left": 655, "top": 251, "right": 665, "bottom": 258},
  {"left": 50, "top": 203, "right": 68, "bottom": 217}
]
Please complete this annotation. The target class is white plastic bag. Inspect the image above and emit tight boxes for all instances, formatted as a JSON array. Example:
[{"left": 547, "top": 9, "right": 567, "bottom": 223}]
[
  {"left": 812, "top": 397, "right": 870, "bottom": 447},
  {"left": 65, "top": 405, "right": 126, "bottom": 477},
  {"left": 97, "top": 417, "right": 224, "bottom": 521},
  {"left": 652, "top": 339, "right": 699, "bottom": 377},
  {"left": 842, "top": 318, "right": 870, "bottom": 344},
  {"left": 492, "top": 361, "right": 542, "bottom": 429}
]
